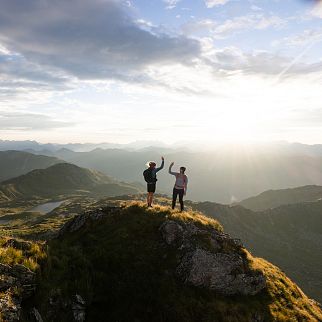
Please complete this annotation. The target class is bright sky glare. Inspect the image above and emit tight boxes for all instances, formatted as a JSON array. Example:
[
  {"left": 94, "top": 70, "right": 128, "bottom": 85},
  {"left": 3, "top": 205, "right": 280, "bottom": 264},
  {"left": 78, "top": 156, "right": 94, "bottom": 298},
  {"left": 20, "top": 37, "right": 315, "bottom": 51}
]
[{"left": 0, "top": 0, "right": 322, "bottom": 144}]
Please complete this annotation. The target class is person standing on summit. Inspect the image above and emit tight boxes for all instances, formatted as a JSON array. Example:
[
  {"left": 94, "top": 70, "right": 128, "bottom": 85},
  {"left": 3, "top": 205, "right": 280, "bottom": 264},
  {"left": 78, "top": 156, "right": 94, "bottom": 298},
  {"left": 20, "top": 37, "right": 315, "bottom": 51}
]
[
  {"left": 169, "top": 162, "right": 188, "bottom": 212},
  {"left": 143, "top": 156, "right": 164, "bottom": 207}
]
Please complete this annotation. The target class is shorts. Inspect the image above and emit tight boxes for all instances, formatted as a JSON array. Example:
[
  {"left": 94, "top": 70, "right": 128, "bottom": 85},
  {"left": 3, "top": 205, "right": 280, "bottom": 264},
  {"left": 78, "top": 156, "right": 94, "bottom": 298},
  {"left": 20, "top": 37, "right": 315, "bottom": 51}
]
[{"left": 147, "top": 183, "right": 156, "bottom": 193}]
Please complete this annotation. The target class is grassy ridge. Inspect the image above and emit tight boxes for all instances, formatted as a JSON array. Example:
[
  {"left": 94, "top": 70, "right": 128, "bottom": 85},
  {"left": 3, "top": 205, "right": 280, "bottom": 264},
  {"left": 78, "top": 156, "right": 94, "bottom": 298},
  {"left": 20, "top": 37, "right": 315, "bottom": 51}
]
[
  {"left": 27, "top": 203, "right": 322, "bottom": 322},
  {"left": 239, "top": 185, "right": 322, "bottom": 211}
]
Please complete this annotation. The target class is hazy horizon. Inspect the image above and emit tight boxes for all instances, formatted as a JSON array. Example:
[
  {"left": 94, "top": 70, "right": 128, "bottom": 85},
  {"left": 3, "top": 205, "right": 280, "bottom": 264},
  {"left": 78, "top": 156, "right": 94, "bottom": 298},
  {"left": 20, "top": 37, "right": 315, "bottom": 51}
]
[
  {"left": 4, "top": 138, "right": 322, "bottom": 149},
  {"left": 1, "top": 0, "right": 322, "bottom": 144}
]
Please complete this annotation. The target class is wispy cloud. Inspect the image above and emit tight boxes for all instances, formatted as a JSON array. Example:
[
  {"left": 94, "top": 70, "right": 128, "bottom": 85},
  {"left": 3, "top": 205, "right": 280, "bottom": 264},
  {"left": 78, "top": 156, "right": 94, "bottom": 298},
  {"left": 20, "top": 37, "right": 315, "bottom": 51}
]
[
  {"left": 205, "top": 0, "right": 230, "bottom": 8},
  {"left": 203, "top": 46, "right": 322, "bottom": 77},
  {"left": 182, "top": 14, "right": 287, "bottom": 38},
  {"left": 213, "top": 14, "right": 286, "bottom": 38},
  {"left": 163, "top": 0, "right": 181, "bottom": 9},
  {"left": 280, "top": 28, "right": 322, "bottom": 47},
  {"left": 0, "top": 112, "right": 73, "bottom": 130}
]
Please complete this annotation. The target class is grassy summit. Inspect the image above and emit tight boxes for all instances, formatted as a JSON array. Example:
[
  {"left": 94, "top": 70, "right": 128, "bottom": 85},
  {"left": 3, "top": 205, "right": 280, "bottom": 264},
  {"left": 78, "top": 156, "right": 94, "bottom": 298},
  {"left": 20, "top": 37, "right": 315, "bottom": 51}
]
[{"left": 27, "top": 203, "right": 322, "bottom": 322}]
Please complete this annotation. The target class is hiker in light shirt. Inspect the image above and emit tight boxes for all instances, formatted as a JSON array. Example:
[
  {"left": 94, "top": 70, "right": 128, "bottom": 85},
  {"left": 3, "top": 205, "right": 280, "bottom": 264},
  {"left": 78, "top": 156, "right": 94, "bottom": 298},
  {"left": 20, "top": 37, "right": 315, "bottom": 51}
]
[{"left": 169, "top": 162, "right": 188, "bottom": 212}]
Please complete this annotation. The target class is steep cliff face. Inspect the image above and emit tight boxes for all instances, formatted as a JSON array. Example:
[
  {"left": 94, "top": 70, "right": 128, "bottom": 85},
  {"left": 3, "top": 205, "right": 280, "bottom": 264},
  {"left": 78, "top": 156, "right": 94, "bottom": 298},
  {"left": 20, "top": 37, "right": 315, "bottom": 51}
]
[{"left": 24, "top": 203, "right": 321, "bottom": 322}]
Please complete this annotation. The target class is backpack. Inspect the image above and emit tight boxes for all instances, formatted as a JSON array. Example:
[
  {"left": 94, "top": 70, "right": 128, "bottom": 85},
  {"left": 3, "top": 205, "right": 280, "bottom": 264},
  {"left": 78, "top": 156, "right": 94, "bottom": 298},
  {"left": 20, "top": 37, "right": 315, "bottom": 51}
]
[{"left": 143, "top": 168, "right": 157, "bottom": 183}]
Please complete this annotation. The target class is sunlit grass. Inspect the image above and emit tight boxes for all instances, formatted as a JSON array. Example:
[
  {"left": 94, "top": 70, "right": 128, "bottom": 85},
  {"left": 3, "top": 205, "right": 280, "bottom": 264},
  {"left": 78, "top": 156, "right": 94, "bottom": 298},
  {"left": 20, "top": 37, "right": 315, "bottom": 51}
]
[
  {"left": 247, "top": 251, "right": 322, "bottom": 321},
  {"left": 0, "top": 237, "right": 46, "bottom": 272}
]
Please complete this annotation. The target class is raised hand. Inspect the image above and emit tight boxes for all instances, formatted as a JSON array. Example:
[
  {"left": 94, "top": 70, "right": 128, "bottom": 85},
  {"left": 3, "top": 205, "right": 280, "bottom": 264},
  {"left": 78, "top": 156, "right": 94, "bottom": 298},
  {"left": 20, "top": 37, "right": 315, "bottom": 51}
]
[
  {"left": 170, "top": 162, "right": 174, "bottom": 166},
  {"left": 161, "top": 156, "right": 164, "bottom": 161}
]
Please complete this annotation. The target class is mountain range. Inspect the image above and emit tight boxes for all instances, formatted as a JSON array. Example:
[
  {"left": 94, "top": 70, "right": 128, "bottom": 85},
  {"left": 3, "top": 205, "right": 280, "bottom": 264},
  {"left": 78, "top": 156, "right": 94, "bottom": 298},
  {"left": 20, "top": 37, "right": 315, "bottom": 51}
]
[
  {"left": 4, "top": 141, "right": 322, "bottom": 202},
  {"left": 239, "top": 185, "right": 322, "bottom": 211},
  {"left": 28, "top": 146, "right": 322, "bottom": 203},
  {"left": 0, "top": 163, "right": 142, "bottom": 202},
  {"left": 0, "top": 150, "right": 63, "bottom": 182}
]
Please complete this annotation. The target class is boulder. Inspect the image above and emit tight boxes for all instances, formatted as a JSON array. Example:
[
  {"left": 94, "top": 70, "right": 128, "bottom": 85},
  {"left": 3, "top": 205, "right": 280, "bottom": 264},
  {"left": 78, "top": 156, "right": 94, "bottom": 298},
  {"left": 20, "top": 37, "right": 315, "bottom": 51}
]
[
  {"left": 72, "top": 294, "right": 86, "bottom": 322},
  {"left": 30, "top": 307, "right": 44, "bottom": 322},
  {"left": 160, "top": 219, "right": 266, "bottom": 296},
  {"left": 177, "top": 249, "right": 266, "bottom": 296},
  {"left": 58, "top": 206, "right": 121, "bottom": 236},
  {"left": 0, "top": 263, "right": 36, "bottom": 321},
  {"left": 159, "top": 220, "right": 184, "bottom": 245}
]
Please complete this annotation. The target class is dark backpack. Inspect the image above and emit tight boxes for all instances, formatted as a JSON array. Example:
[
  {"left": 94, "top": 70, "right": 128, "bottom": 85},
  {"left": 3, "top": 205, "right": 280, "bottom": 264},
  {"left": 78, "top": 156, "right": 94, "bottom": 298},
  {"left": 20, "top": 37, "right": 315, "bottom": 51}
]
[{"left": 143, "top": 168, "right": 157, "bottom": 183}]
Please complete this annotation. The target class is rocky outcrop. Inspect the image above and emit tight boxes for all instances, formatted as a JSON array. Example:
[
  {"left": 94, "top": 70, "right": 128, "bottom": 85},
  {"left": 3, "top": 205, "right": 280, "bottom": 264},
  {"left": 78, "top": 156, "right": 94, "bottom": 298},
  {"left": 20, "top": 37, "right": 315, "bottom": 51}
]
[
  {"left": 30, "top": 307, "right": 44, "bottom": 322},
  {"left": 72, "top": 294, "right": 86, "bottom": 322},
  {"left": 0, "top": 263, "right": 36, "bottom": 321},
  {"left": 45, "top": 290, "right": 86, "bottom": 322},
  {"left": 58, "top": 206, "right": 121, "bottom": 236},
  {"left": 159, "top": 220, "right": 266, "bottom": 296},
  {"left": 2, "top": 239, "right": 32, "bottom": 251}
]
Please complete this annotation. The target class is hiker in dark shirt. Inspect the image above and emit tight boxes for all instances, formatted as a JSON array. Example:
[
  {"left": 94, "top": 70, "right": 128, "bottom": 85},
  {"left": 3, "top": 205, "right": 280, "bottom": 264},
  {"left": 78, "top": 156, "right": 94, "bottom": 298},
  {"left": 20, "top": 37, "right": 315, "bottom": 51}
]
[{"left": 143, "top": 157, "right": 164, "bottom": 207}]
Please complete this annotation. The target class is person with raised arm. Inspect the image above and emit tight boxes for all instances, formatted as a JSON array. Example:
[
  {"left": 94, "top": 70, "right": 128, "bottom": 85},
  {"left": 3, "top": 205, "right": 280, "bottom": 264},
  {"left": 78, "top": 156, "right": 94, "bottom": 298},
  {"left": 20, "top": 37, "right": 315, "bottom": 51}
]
[
  {"left": 169, "top": 162, "right": 188, "bottom": 212},
  {"left": 143, "top": 156, "right": 164, "bottom": 207}
]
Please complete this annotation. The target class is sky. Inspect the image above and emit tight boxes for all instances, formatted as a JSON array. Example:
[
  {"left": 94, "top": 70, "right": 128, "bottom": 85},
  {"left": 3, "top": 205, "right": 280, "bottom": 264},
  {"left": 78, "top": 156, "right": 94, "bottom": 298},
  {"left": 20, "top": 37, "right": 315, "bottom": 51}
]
[{"left": 0, "top": 0, "right": 322, "bottom": 144}]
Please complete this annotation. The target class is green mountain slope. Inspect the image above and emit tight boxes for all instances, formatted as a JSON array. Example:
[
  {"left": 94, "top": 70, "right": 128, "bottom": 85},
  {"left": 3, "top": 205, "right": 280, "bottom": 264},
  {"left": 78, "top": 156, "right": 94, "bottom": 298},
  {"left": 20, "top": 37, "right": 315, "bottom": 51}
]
[
  {"left": 0, "top": 163, "right": 141, "bottom": 201},
  {"left": 239, "top": 185, "right": 322, "bottom": 211},
  {"left": 26, "top": 203, "right": 322, "bottom": 322},
  {"left": 191, "top": 200, "right": 322, "bottom": 303},
  {"left": 0, "top": 150, "right": 63, "bottom": 182}
]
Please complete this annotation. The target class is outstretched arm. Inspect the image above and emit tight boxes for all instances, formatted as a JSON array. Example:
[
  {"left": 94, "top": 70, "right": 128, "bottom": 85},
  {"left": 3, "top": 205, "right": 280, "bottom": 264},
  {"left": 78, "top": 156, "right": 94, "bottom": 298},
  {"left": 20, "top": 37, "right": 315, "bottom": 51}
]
[
  {"left": 169, "top": 162, "right": 177, "bottom": 176},
  {"left": 155, "top": 156, "right": 164, "bottom": 173}
]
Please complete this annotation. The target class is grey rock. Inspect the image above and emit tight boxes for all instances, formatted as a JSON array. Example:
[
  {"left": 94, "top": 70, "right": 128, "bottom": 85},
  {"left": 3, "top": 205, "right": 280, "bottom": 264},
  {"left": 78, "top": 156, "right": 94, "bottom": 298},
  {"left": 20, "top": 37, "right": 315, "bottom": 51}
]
[
  {"left": 72, "top": 294, "right": 86, "bottom": 322},
  {"left": 159, "top": 220, "right": 184, "bottom": 245},
  {"left": 30, "top": 307, "right": 44, "bottom": 322},
  {"left": 2, "top": 239, "right": 32, "bottom": 251},
  {"left": 0, "top": 275, "right": 16, "bottom": 291},
  {"left": 177, "top": 249, "right": 265, "bottom": 296},
  {"left": 58, "top": 206, "right": 121, "bottom": 237},
  {"left": 0, "top": 263, "right": 11, "bottom": 275},
  {"left": 160, "top": 219, "right": 266, "bottom": 296},
  {"left": 0, "top": 263, "right": 36, "bottom": 321},
  {"left": 11, "top": 264, "right": 35, "bottom": 283},
  {"left": 0, "top": 292, "right": 21, "bottom": 322}
]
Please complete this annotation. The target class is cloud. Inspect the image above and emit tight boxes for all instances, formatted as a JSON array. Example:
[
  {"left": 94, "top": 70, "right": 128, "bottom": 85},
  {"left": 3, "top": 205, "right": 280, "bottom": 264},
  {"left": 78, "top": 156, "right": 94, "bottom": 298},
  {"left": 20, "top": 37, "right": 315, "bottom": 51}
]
[
  {"left": 203, "top": 47, "right": 322, "bottom": 77},
  {"left": 0, "top": 112, "right": 73, "bottom": 130},
  {"left": 311, "top": 2, "right": 322, "bottom": 18},
  {"left": 213, "top": 14, "right": 286, "bottom": 38},
  {"left": 164, "top": 0, "right": 181, "bottom": 9},
  {"left": 181, "top": 14, "right": 287, "bottom": 38},
  {"left": 281, "top": 29, "right": 322, "bottom": 47},
  {"left": 181, "top": 19, "right": 218, "bottom": 35},
  {"left": 0, "top": 0, "right": 201, "bottom": 81},
  {"left": 0, "top": 49, "right": 72, "bottom": 102},
  {"left": 205, "top": 0, "right": 230, "bottom": 8}
]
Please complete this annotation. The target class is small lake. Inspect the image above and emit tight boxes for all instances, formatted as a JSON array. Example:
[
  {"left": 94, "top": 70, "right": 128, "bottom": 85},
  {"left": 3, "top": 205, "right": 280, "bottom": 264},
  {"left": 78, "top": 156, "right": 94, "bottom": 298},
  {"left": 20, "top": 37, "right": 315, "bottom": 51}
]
[
  {"left": 0, "top": 219, "right": 11, "bottom": 225},
  {"left": 29, "top": 200, "right": 66, "bottom": 214}
]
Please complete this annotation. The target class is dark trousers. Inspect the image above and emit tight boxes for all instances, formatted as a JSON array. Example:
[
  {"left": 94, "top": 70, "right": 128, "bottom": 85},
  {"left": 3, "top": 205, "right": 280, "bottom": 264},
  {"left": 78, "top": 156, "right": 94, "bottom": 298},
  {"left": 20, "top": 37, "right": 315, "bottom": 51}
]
[{"left": 172, "top": 188, "right": 184, "bottom": 211}]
